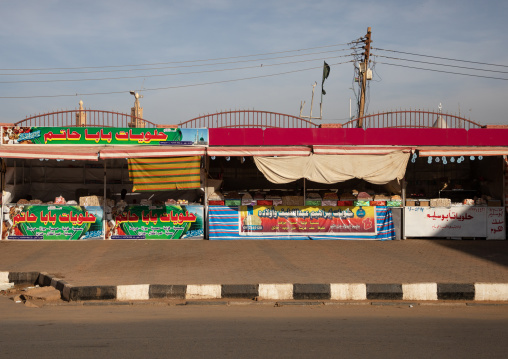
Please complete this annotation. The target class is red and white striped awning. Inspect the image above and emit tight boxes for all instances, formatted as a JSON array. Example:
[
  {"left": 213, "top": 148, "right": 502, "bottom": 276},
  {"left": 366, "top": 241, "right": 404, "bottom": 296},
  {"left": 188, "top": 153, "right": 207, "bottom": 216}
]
[
  {"left": 207, "top": 146, "right": 311, "bottom": 157},
  {"left": 0, "top": 145, "right": 100, "bottom": 161},
  {"left": 313, "top": 145, "right": 412, "bottom": 155},
  {"left": 99, "top": 145, "right": 206, "bottom": 159},
  {"left": 417, "top": 146, "right": 508, "bottom": 157}
]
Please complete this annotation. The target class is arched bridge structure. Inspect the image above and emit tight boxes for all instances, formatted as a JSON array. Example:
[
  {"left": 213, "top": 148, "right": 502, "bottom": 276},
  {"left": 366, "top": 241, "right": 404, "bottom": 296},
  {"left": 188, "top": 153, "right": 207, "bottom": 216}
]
[
  {"left": 13, "top": 109, "right": 483, "bottom": 130},
  {"left": 177, "top": 110, "right": 319, "bottom": 129},
  {"left": 343, "top": 110, "right": 483, "bottom": 130},
  {"left": 14, "top": 109, "right": 157, "bottom": 128}
]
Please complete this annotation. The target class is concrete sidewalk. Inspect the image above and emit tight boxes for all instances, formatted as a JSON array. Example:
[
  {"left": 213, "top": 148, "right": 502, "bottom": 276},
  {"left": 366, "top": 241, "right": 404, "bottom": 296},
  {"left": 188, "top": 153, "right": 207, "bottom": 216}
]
[{"left": 1, "top": 240, "right": 508, "bottom": 301}]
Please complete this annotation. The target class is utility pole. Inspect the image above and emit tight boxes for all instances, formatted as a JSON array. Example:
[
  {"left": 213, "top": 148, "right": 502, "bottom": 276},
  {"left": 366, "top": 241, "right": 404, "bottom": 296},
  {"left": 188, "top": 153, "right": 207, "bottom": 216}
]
[{"left": 358, "top": 27, "right": 372, "bottom": 128}]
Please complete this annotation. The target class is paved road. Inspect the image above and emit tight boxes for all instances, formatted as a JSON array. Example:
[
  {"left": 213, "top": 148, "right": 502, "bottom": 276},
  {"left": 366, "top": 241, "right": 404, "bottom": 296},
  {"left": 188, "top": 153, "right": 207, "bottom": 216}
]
[
  {"left": 1, "top": 240, "right": 508, "bottom": 286},
  {"left": 1, "top": 297, "right": 508, "bottom": 358}
]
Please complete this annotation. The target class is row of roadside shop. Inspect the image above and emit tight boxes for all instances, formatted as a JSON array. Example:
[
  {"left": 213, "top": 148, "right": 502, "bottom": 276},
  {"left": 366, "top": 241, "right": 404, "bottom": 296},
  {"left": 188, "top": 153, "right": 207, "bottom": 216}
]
[{"left": 1, "top": 125, "right": 507, "bottom": 241}]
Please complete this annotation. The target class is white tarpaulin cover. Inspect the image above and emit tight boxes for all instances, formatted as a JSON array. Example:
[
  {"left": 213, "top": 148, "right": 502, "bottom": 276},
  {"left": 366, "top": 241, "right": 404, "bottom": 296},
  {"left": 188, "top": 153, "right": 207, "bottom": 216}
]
[{"left": 254, "top": 152, "right": 410, "bottom": 185}]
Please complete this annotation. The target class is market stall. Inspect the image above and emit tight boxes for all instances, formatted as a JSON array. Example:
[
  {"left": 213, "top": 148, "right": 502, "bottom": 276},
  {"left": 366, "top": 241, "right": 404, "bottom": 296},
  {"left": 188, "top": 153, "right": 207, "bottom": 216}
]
[
  {"left": 0, "top": 126, "right": 208, "bottom": 240},
  {"left": 205, "top": 147, "right": 409, "bottom": 240},
  {"left": 403, "top": 149, "right": 506, "bottom": 239}
]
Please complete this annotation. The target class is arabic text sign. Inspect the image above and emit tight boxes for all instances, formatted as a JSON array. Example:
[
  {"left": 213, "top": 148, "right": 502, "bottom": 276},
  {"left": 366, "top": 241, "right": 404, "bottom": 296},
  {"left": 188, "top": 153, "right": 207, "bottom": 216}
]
[
  {"left": 404, "top": 206, "right": 488, "bottom": 237},
  {"left": 4, "top": 205, "right": 103, "bottom": 240},
  {"left": 110, "top": 205, "right": 204, "bottom": 240},
  {"left": 239, "top": 205, "right": 377, "bottom": 236},
  {"left": 2, "top": 127, "right": 208, "bottom": 146},
  {"left": 486, "top": 207, "right": 506, "bottom": 240}
]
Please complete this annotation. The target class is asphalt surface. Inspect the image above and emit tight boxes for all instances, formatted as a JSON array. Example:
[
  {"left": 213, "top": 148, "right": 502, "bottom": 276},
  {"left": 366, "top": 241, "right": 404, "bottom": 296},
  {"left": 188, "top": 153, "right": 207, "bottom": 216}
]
[
  {"left": 1, "top": 298, "right": 508, "bottom": 359},
  {"left": 1, "top": 239, "right": 508, "bottom": 286}
]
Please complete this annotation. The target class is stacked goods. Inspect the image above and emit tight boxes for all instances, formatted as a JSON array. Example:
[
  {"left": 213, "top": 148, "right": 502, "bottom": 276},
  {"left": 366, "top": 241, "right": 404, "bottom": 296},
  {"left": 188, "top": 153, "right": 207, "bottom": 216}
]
[
  {"left": 266, "top": 193, "right": 283, "bottom": 206},
  {"left": 371, "top": 194, "right": 389, "bottom": 206},
  {"left": 253, "top": 192, "right": 270, "bottom": 206},
  {"left": 338, "top": 192, "right": 355, "bottom": 206},
  {"left": 282, "top": 196, "right": 304, "bottom": 206},
  {"left": 355, "top": 192, "right": 372, "bottom": 206},
  {"left": 208, "top": 191, "right": 224, "bottom": 205},
  {"left": 463, "top": 199, "right": 475, "bottom": 206},
  {"left": 54, "top": 196, "right": 66, "bottom": 204},
  {"left": 305, "top": 193, "right": 322, "bottom": 206},
  {"left": 224, "top": 191, "right": 241, "bottom": 206},
  {"left": 430, "top": 198, "right": 451, "bottom": 208},
  {"left": 241, "top": 192, "right": 256, "bottom": 206},
  {"left": 387, "top": 195, "right": 402, "bottom": 207},
  {"left": 322, "top": 192, "right": 338, "bottom": 206},
  {"left": 79, "top": 195, "right": 102, "bottom": 206},
  {"left": 140, "top": 199, "right": 152, "bottom": 206}
]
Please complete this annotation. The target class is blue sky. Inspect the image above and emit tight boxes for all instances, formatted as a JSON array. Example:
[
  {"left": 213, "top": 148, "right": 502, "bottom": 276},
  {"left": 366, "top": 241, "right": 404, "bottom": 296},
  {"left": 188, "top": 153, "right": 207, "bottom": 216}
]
[{"left": 1, "top": 0, "right": 507, "bottom": 126}]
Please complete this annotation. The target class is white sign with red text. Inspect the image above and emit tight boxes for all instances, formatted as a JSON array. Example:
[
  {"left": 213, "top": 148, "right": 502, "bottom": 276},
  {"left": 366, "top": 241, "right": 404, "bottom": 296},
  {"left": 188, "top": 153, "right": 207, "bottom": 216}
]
[{"left": 404, "top": 206, "right": 492, "bottom": 238}]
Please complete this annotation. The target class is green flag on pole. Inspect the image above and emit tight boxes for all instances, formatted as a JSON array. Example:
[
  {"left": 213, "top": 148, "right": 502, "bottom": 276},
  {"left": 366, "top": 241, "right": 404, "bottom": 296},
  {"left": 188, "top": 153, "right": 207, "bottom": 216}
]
[{"left": 321, "top": 61, "right": 330, "bottom": 95}]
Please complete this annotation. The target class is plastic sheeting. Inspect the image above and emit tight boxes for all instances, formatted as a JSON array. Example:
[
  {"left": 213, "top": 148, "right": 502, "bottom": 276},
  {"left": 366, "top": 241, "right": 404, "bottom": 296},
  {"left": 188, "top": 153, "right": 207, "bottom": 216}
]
[
  {"left": 208, "top": 206, "right": 396, "bottom": 240},
  {"left": 253, "top": 152, "right": 410, "bottom": 185}
]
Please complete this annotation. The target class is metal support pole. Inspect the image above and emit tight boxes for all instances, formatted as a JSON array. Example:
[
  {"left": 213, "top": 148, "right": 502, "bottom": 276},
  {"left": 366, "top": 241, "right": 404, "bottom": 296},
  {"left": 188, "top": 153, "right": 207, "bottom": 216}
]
[
  {"left": 103, "top": 160, "right": 107, "bottom": 240},
  {"left": 402, "top": 176, "right": 406, "bottom": 240}
]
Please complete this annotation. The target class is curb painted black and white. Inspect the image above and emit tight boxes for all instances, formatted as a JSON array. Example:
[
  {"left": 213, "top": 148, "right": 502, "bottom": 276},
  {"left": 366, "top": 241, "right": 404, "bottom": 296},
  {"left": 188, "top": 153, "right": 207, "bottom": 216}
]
[{"left": 2, "top": 271, "right": 508, "bottom": 302}]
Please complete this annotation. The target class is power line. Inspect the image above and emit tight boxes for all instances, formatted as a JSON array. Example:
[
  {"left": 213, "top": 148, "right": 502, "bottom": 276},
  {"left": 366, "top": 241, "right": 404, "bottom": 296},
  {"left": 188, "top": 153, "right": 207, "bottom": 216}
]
[
  {"left": 0, "top": 53, "right": 355, "bottom": 83},
  {"left": 0, "top": 60, "right": 353, "bottom": 99},
  {"left": 374, "top": 61, "right": 508, "bottom": 81},
  {"left": 374, "top": 48, "right": 508, "bottom": 68},
  {"left": 375, "top": 55, "right": 508, "bottom": 74},
  {"left": 0, "top": 43, "right": 355, "bottom": 72}
]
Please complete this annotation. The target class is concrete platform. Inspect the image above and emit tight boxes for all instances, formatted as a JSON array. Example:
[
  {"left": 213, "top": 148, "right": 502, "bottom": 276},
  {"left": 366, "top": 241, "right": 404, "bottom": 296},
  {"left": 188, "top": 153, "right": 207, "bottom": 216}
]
[{"left": 1, "top": 240, "right": 508, "bottom": 301}]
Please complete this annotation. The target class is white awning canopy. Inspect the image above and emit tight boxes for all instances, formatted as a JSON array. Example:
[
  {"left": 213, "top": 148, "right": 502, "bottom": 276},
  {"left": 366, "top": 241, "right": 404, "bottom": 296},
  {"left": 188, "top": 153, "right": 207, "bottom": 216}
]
[
  {"left": 99, "top": 145, "right": 206, "bottom": 159},
  {"left": 0, "top": 145, "right": 100, "bottom": 161},
  {"left": 254, "top": 152, "right": 410, "bottom": 185}
]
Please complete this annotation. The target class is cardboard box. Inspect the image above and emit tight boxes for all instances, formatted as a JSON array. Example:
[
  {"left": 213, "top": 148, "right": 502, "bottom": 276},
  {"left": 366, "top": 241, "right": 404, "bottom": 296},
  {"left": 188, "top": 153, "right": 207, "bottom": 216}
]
[
  {"left": 208, "top": 200, "right": 225, "bottom": 206},
  {"left": 387, "top": 201, "right": 402, "bottom": 207},
  {"left": 488, "top": 200, "right": 502, "bottom": 207},
  {"left": 369, "top": 201, "right": 386, "bottom": 206},
  {"left": 305, "top": 200, "right": 321, "bottom": 206},
  {"left": 406, "top": 200, "right": 416, "bottom": 206},
  {"left": 257, "top": 200, "right": 273, "bottom": 206},
  {"left": 337, "top": 201, "right": 354, "bottom": 206},
  {"left": 225, "top": 199, "right": 241, "bottom": 206},
  {"left": 419, "top": 200, "right": 430, "bottom": 207},
  {"left": 354, "top": 200, "right": 370, "bottom": 207},
  {"left": 321, "top": 200, "right": 337, "bottom": 206}
]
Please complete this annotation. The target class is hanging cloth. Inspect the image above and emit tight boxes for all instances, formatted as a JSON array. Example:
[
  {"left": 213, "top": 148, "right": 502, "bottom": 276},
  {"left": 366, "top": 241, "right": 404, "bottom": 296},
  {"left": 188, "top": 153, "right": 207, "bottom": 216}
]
[
  {"left": 253, "top": 152, "right": 409, "bottom": 185},
  {"left": 128, "top": 156, "right": 201, "bottom": 192}
]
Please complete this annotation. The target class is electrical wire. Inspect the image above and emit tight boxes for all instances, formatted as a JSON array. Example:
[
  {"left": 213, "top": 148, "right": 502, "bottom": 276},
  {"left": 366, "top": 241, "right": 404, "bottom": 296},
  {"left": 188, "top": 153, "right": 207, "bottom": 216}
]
[
  {"left": 0, "top": 43, "right": 356, "bottom": 72},
  {"left": 0, "top": 48, "right": 359, "bottom": 77},
  {"left": 374, "top": 61, "right": 508, "bottom": 81},
  {"left": 0, "top": 54, "right": 355, "bottom": 84},
  {"left": 0, "top": 60, "right": 353, "bottom": 99},
  {"left": 375, "top": 55, "right": 508, "bottom": 74},
  {"left": 374, "top": 48, "right": 508, "bottom": 68}
]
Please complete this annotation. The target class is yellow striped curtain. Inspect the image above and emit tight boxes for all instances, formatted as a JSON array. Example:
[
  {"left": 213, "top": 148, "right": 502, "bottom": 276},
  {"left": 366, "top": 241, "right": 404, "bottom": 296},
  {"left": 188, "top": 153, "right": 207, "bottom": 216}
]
[{"left": 128, "top": 156, "right": 201, "bottom": 192}]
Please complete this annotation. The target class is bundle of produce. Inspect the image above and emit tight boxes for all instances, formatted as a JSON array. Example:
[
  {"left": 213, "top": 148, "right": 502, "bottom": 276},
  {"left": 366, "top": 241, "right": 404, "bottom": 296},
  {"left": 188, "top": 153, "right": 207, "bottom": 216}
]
[
  {"left": 140, "top": 199, "right": 152, "bottom": 206},
  {"left": 323, "top": 192, "right": 338, "bottom": 200},
  {"left": 357, "top": 192, "right": 373, "bottom": 201},
  {"left": 430, "top": 198, "right": 451, "bottom": 208},
  {"left": 282, "top": 196, "right": 304, "bottom": 206},
  {"left": 265, "top": 194, "right": 283, "bottom": 206},
  {"left": 241, "top": 192, "right": 256, "bottom": 206},
  {"left": 208, "top": 191, "right": 224, "bottom": 200},
  {"left": 339, "top": 192, "right": 356, "bottom": 201}
]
